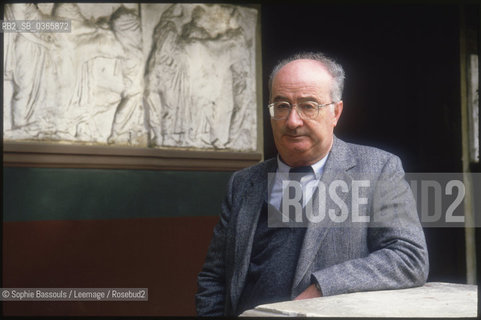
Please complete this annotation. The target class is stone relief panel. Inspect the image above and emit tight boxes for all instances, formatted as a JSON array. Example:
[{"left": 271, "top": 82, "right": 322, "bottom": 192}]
[{"left": 3, "top": 3, "right": 258, "bottom": 152}]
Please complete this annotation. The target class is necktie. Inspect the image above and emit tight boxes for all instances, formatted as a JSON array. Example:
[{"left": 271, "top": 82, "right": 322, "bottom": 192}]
[
  {"left": 281, "top": 166, "right": 313, "bottom": 224},
  {"left": 289, "top": 166, "right": 313, "bottom": 207},
  {"left": 289, "top": 166, "right": 313, "bottom": 178}
]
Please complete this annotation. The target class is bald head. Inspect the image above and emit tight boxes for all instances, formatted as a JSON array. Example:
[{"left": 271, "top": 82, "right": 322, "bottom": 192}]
[{"left": 268, "top": 52, "right": 345, "bottom": 103}]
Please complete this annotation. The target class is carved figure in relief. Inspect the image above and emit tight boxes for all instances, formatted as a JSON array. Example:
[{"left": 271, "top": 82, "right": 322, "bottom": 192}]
[
  {"left": 108, "top": 6, "right": 147, "bottom": 146},
  {"left": 6, "top": 4, "right": 55, "bottom": 135},
  {"left": 144, "top": 4, "right": 192, "bottom": 148},
  {"left": 145, "top": 4, "right": 256, "bottom": 150},
  {"left": 4, "top": 3, "right": 257, "bottom": 151},
  {"left": 3, "top": 4, "right": 17, "bottom": 131},
  {"left": 4, "top": 3, "right": 144, "bottom": 144},
  {"left": 50, "top": 3, "right": 126, "bottom": 142}
]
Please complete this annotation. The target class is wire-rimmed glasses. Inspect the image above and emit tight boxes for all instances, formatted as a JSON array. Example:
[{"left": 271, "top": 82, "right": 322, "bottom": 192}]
[{"left": 268, "top": 101, "right": 336, "bottom": 120}]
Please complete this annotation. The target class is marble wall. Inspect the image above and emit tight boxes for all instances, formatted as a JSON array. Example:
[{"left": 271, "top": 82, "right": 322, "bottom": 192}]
[{"left": 3, "top": 3, "right": 258, "bottom": 151}]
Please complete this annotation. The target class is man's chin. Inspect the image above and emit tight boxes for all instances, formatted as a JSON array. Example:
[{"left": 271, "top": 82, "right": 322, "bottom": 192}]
[
  {"left": 280, "top": 147, "right": 312, "bottom": 164},
  {"left": 281, "top": 135, "right": 311, "bottom": 148},
  {"left": 282, "top": 139, "right": 311, "bottom": 151}
]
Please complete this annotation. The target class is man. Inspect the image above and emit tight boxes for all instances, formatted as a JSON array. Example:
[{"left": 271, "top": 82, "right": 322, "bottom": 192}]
[{"left": 196, "top": 52, "right": 429, "bottom": 316}]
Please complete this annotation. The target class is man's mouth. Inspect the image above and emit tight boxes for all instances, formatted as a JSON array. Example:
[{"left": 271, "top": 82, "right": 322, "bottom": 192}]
[{"left": 284, "top": 134, "right": 305, "bottom": 139}]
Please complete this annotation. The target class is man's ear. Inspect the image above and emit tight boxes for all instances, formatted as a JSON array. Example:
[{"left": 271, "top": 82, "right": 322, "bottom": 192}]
[{"left": 333, "top": 100, "right": 343, "bottom": 126}]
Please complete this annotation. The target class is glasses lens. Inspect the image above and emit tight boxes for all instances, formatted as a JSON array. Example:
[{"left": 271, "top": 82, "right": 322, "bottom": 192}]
[
  {"left": 299, "top": 101, "right": 319, "bottom": 119},
  {"left": 272, "top": 102, "right": 290, "bottom": 119},
  {"left": 269, "top": 101, "right": 323, "bottom": 119}
]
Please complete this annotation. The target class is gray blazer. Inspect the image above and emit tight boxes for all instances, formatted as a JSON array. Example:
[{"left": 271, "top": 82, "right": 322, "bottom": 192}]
[{"left": 196, "top": 137, "right": 429, "bottom": 316}]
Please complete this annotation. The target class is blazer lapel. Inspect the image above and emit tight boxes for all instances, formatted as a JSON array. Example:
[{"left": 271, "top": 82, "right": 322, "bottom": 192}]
[
  {"left": 230, "top": 158, "right": 277, "bottom": 312},
  {"left": 292, "top": 137, "right": 357, "bottom": 296}
]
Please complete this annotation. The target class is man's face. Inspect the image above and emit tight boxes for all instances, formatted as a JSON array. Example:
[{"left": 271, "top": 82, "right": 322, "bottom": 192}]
[{"left": 270, "top": 59, "right": 343, "bottom": 167}]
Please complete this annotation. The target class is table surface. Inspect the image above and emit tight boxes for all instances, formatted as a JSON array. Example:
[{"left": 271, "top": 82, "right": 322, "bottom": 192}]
[{"left": 240, "top": 282, "right": 478, "bottom": 317}]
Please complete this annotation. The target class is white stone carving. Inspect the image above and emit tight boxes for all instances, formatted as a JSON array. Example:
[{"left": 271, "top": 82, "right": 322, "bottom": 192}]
[{"left": 3, "top": 3, "right": 258, "bottom": 152}]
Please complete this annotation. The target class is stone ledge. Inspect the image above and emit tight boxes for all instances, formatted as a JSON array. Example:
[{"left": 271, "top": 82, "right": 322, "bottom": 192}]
[{"left": 240, "top": 282, "right": 477, "bottom": 317}]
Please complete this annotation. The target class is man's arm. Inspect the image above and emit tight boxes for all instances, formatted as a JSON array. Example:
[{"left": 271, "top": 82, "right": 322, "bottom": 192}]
[
  {"left": 310, "top": 155, "right": 429, "bottom": 297},
  {"left": 196, "top": 173, "right": 236, "bottom": 316}
]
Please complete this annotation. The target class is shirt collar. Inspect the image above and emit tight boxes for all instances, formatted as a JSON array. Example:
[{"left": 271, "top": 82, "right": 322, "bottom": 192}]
[{"left": 276, "top": 153, "right": 329, "bottom": 179}]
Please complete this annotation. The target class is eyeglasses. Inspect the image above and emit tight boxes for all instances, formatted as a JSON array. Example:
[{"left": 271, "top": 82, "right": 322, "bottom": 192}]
[{"left": 268, "top": 101, "right": 336, "bottom": 120}]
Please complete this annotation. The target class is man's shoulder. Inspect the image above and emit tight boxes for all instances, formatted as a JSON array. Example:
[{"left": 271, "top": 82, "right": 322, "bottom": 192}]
[
  {"left": 343, "top": 140, "right": 397, "bottom": 160},
  {"left": 334, "top": 137, "right": 403, "bottom": 172},
  {"left": 225, "top": 158, "right": 274, "bottom": 196},
  {"left": 233, "top": 157, "right": 276, "bottom": 178}
]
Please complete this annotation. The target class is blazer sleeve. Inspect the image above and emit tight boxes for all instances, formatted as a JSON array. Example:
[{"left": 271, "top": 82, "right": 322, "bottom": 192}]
[
  {"left": 195, "top": 172, "right": 236, "bottom": 316},
  {"left": 312, "top": 155, "right": 429, "bottom": 296}
]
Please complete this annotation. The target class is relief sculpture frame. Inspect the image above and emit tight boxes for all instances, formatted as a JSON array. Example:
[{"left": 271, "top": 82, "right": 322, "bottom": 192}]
[{"left": 3, "top": 3, "right": 263, "bottom": 171}]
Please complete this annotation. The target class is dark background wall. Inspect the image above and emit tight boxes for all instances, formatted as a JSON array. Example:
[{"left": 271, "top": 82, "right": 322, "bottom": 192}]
[
  {"left": 3, "top": 2, "right": 478, "bottom": 316},
  {"left": 261, "top": 3, "right": 468, "bottom": 286},
  {"left": 3, "top": 168, "right": 231, "bottom": 316}
]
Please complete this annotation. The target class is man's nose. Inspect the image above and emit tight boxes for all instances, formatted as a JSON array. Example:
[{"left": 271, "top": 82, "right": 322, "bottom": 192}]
[{"left": 285, "top": 106, "right": 303, "bottom": 129}]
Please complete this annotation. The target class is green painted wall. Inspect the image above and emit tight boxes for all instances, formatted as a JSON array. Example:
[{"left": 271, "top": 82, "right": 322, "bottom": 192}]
[{"left": 3, "top": 167, "right": 232, "bottom": 222}]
